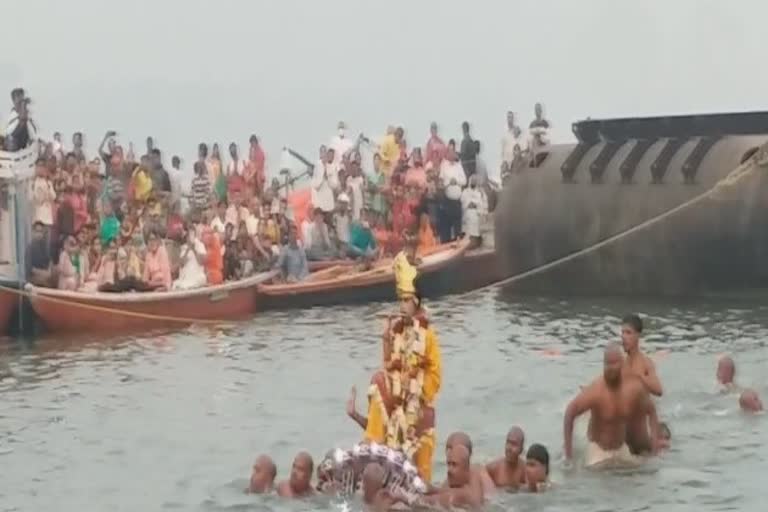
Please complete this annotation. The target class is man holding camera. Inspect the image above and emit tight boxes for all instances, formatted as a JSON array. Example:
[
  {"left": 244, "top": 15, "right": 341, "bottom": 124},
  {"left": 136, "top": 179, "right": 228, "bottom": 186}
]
[{"left": 4, "top": 88, "right": 38, "bottom": 151}]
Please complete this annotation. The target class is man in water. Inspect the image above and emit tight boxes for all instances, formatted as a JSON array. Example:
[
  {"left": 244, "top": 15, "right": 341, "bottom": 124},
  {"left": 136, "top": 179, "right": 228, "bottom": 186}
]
[
  {"left": 523, "top": 444, "right": 550, "bottom": 493},
  {"left": 276, "top": 452, "right": 315, "bottom": 498},
  {"left": 444, "top": 432, "right": 494, "bottom": 499},
  {"left": 620, "top": 314, "right": 663, "bottom": 454},
  {"left": 247, "top": 454, "right": 277, "bottom": 494},
  {"left": 739, "top": 389, "right": 764, "bottom": 413},
  {"left": 564, "top": 344, "right": 660, "bottom": 468},
  {"left": 421, "top": 444, "right": 483, "bottom": 509},
  {"left": 717, "top": 356, "right": 738, "bottom": 390},
  {"left": 361, "top": 462, "right": 398, "bottom": 510},
  {"left": 621, "top": 314, "right": 663, "bottom": 397},
  {"left": 485, "top": 426, "right": 526, "bottom": 489}
]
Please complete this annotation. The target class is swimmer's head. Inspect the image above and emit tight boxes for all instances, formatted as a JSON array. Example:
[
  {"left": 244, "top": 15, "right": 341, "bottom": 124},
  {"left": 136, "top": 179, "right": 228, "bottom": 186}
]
[
  {"left": 603, "top": 343, "right": 624, "bottom": 389},
  {"left": 289, "top": 451, "right": 314, "bottom": 493},
  {"left": 249, "top": 454, "right": 277, "bottom": 493},
  {"left": 505, "top": 426, "right": 525, "bottom": 463},
  {"left": 621, "top": 313, "right": 643, "bottom": 354},
  {"left": 445, "top": 431, "right": 472, "bottom": 456},
  {"left": 717, "top": 356, "right": 736, "bottom": 386},
  {"left": 524, "top": 444, "right": 550, "bottom": 492},
  {"left": 739, "top": 389, "right": 764, "bottom": 413},
  {"left": 446, "top": 444, "right": 471, "bottom": 488},
  {"left": 362, "top": 463, "right": 386, "bottom": 504}
]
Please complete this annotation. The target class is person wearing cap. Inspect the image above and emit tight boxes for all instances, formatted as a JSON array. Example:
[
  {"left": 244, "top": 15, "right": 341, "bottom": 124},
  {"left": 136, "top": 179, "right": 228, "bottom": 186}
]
[
  {"left": 332, "top": 193, "right": 352, "bottom": 250},
  {"left": 330, "top": 121, "right": 354, "bottom": 167}
]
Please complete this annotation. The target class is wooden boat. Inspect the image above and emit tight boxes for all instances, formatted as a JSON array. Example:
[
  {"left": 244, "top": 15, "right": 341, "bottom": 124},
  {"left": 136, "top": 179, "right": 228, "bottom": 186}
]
[
  {"left": 27, "top": 271, "right": 276, "bottom": 333},
  {"left": 257, "top": 240, "right": 472, "bottom": 309},
  {"left": 0, "top": 281, "right": 19, "bottom": 335}
]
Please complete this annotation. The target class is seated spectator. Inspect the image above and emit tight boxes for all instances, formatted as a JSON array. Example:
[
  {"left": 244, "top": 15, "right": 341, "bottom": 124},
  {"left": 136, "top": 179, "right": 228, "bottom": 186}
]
[
  {"left": 332, "top": 194, "right": 351, "bottom": 253},
  {"left": 173, "top": 228, "right": 208, "bottom": 290},
  {"left": 210, "top": 200, "right": 228, "bottom": 242},
  {"left": 26, "top": 221, "right": 53, "bottom": 287},
  {"left": 275, "top": 226, "right": 309, "bottom": 283},
  {"left": 202, "top": 228, "right": 224, "bottom": 285},
  {"left": 461, "top": 175, "right": 488, "bottom": 248},
  {"left": 80, "top": 238, "right": 103, "bottom": 292},
  {"left": 143, "top": 231, "right": 172, "bottom": 291},
  {"left": 305, "top": 208, "right": 336, "bottom": 261},
  {"left": 99, "top": 201, "right": 121, "bottom": 247},
  {"left": 57, "top": 235, "right": 82, "bottom": 291},
  {"left": 223, "top": 236, "right": 240, "bottom": 281},
  {"left": 348, "top": 211, "right": 378, "bottom": 260}
]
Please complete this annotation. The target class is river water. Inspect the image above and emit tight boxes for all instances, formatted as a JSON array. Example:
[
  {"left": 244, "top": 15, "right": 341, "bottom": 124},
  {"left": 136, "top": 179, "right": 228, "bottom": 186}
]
[{"left": 1, "top": 289, "right": 766, "bottom": 512}]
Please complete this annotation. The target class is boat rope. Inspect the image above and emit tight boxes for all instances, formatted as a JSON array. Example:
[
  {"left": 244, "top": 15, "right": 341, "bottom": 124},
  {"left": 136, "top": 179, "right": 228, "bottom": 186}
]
[
  {"left": 0, "top": 284, "right": 229, "bottom": 325},
  {"left": 463, "top": 146, "right": 767, "bottom": 297}
]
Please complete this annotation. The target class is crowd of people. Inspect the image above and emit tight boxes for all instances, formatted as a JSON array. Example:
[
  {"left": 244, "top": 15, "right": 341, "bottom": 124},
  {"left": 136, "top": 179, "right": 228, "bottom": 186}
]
[
  {"left": 243, "top": 311, "right": 761, "bottom": 509},
  {"left": 10, "top": 85, "right": 552, "bottom": 293}
]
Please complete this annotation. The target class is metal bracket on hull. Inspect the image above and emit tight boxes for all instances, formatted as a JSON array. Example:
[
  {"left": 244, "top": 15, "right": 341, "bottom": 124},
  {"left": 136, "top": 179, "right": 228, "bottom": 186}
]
[
  {"left": 651, "top": 138, "right": 688, "bottom": 184},
  {"left": 561, "top": 142, "right": 598, "bottom": 183},
  {"left": 619, "top": 139, "right": 657, "bottom": 184},
  {"left": 589, "top": 140, "right": 626, "bottom": 184},
  {"left": 681, "top": 136, "right": 721, "bottom": 184}
]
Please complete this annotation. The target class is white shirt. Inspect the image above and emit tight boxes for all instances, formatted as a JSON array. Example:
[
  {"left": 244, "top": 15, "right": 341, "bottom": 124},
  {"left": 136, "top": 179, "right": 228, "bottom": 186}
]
[
  {"left": 311, "top": 160, "right": 337, "bottom": 212},
  {"left": 227, "top": 158, "right": 248, "bottom": 177},
  {"left": 439, "top": 160, "right": 467, "bottom": 200},
  {"left": 210, "top": 216, "right": 227, "bottom": 242},
  {"left": 330, "top": 135, "right": 354, "bottom": 165},
  {"left": 173, "top": 238, "right": 208, "bottom": 290},
  {"left": 501, "top": 128, "right": 523, "bottom": 165},
  {"left": 461, "top": 186, "right": 488, "bottom": 238},
  {"left": 347, "top": 175, "right": 365, "bottom": 221},
  {"left": 33, "top": 177, "right": 56, "bottom": 226},
  {"left": 244, "top": 213, "right": 260, "bottom": 237}
]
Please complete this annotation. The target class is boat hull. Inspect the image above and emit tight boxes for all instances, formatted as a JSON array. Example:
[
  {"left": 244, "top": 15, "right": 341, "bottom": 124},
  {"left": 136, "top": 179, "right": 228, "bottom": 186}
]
[
  {"left": 0, "top": 284, "right": 19, "bottom": 335},
  {"left": 258, "top": 242, "right": 499, "bottom": 309},
  {"left": 29, "top": 273, "right": 275, "bottom": 333}
]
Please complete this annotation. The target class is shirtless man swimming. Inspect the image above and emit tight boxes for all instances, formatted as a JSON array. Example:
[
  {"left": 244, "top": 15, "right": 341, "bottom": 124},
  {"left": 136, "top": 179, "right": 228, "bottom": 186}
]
[
  {"left": 620, "top": 314, "right": 663, "bottom": 455},
  {"left": 717, "top": 356, "right": 738, "bottom": 391},
  {"left": 361, "top": 462, "right": 396, "bottom": 511},
  {"left": 485, "top": 426, "right": 526, "bottom": 489},
  {"left": 276, "top": 452, "right": 315, "bottom": 498},
  {"left": 739, "top": 389, "right": 764, "bottom": 413},
  {"left": 421, "top": 444, "right": 483, "bottom": 509},
  {"left": 564, "top": 343, "right": 660, "bottom": 468},
  {"left": 444, "top": 432, "right": 495, "bottom": 498},
  {"left": 247, "top": 454, "right": 277, "bottom": 494}
]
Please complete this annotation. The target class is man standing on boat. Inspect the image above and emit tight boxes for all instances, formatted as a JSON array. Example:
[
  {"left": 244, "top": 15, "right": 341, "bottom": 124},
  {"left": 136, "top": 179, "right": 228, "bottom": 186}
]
[{"left": 5, "top": 88, "right": 37, "bottom": 151}]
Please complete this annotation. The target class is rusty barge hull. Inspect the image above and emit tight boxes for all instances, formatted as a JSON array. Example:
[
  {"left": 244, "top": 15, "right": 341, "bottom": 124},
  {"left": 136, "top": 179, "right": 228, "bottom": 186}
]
[{"left": 495, "top": 111, "right": 768, "bottom": 296}]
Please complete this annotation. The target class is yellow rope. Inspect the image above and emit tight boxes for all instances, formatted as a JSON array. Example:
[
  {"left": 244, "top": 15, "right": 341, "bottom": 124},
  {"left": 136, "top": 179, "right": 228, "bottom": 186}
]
[
  {"left": 0, "top": 284, "right": 229, "bottom": 325},
  {"left": 466, "top": 145, "right": 766, "bottom": 296}
]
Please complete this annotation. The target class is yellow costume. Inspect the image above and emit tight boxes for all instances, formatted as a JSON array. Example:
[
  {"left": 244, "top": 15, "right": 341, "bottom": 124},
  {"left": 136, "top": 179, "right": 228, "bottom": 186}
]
[
  {"left": 393, "top": 250, "right": 418, "bottom": 299},
  {"left": 378, "top": 133, "right": 399, "bottom": 178},
  {"left": 365, "top": 315, "right": 442, "bottom": 483},
  {"left": 131, "top": 166, "right": 153, "bottom": 202}
]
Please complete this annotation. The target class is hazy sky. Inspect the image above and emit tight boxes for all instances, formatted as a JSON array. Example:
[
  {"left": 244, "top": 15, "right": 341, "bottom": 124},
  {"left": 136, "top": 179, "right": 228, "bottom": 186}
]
[{"left": 2, "top": 0, "right": 766, "bottom": 177}]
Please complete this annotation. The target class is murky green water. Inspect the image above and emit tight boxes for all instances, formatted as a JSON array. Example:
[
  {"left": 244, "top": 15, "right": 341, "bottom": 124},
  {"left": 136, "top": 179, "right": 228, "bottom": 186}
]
[{"left": 1, "top": 290, "right": 766, "bottom": 512}]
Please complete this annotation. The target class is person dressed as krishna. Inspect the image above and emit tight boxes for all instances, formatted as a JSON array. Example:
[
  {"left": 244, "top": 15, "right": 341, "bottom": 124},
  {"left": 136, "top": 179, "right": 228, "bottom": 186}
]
[{"left": 346, "top": 238, "right": 442, "bottom": 483}]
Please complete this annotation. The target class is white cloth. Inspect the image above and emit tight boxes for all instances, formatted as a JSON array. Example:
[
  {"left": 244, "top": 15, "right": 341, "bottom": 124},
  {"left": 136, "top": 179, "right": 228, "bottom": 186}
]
[
  {"left": 32, "top": 177, "right": 56, "bottom": 226},
  {"left": 461, "top": 187, "right": 487, "bottom": 237},
  {"left": 173, "top": 238, "right": 208, "bottom": 290},
  {"left": 301, "top": 219, "right": 313, "bottom": 248},
  {"left": 227, "top": 158, "right": 248, "bottom": 177},
  {"left": 311, "top": 161, "right": 337, "bottom": 212},
  {"left": 585, "top": 442, "right": 642, "bottom": 469},
  {"left": 501, "top": 128, "right": 524, "bottom": 165},
  {"left": 333, "top": 213, "right": 351, "bottom": 243},
  {"left": 210, "top": 216, "right": 227, "bottom": 242},
  {"left": 168, "top": 167, "right": 183, "bottom": 207},
  {"left": 244, "top": 213, "right": 260, "bottom": 237},
  {"left": 347, "top": 175, "right": 365, "bottom": 221},
  {"left": 330, "top": 135, "right": 354, "bottom": 165},
  {"left": 439, "top": 161, "right": 467, "bottom": 200}
]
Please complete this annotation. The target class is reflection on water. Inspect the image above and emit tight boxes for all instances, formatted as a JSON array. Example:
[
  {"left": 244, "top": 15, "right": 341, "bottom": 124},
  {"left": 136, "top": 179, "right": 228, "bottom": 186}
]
[{"left": 1, "top": 290, "right": 766, "bottom": 511}]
